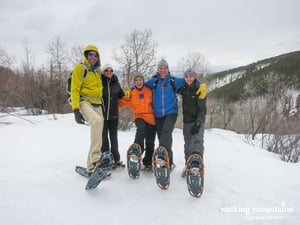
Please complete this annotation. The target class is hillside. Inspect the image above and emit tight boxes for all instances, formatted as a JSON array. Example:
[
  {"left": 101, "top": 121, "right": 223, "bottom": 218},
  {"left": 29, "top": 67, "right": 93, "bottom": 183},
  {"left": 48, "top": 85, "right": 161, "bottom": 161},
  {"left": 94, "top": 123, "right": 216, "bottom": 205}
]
[
  {"left": 204, "top": 51, "right": 300, "bottom": 138},
  {"left": 0, "top": 113, "right": 299, "bottom": 225},
  {"left": 206, "top": 51, "right": 300, "bottom": 102}
]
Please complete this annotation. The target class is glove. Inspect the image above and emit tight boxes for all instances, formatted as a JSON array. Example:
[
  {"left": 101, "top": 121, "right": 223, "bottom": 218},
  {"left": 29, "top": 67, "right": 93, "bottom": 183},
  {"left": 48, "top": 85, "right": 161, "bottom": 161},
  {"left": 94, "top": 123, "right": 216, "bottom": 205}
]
[
  {"left": 190, "top": 122, "right": 201, "bottom": 135},
  {"left": 74, "top": 109, "right": 85, "bottom": 124},
  {"left": 125, "top": 87, "right": 131, "bottom": 100},
  {"left": 196, "top": 83, "right": 207, "bottom": 99}
]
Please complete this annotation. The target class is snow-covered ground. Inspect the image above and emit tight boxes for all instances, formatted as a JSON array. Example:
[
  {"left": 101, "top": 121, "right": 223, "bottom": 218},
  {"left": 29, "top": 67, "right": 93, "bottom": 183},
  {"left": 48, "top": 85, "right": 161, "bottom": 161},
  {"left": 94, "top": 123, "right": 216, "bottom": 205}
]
[{"left": 0, "top": 113, "right": 299, "bottom": 225}]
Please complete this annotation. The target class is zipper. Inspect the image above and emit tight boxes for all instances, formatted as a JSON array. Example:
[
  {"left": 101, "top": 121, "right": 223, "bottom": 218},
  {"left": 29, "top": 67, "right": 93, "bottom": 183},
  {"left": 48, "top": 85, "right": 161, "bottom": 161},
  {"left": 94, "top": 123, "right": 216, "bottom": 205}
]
[
  {"left": 106, "top": 79, "right": 111, "bottom": 120},
  {"left": 161, "top": 80, "right": 165, "bottom": 116}
]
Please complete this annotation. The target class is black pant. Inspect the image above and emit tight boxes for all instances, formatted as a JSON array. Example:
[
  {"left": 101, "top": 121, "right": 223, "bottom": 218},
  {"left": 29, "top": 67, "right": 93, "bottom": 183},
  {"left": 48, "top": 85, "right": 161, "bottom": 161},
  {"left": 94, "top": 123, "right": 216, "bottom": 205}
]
[
  {"left": 155, "top": 114, "right": 177, "bottom": 165},
  {"left": 101, "top": 120, "right": 120, "bottom": 162},
  {"left": 183, "top": 122, "right": 204, "bottom": 161},
  {"left": 134, "top": 118, "right": 156, "bottom": 166}
]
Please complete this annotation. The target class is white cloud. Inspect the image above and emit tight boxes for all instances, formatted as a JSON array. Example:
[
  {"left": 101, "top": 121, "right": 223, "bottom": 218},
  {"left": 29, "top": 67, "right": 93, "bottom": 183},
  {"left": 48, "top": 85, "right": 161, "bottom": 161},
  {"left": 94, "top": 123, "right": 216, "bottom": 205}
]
[{"left": 0, "top": 0, "right": 300, "bottom": 70}]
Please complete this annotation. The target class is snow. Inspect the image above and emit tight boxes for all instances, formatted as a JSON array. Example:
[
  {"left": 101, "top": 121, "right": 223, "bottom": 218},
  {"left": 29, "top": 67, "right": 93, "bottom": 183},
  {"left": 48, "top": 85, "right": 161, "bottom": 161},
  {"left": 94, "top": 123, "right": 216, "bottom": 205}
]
[
  {"left": 286, "top": 89, "right": 300, "bottom": 115},
  {"left": 207, "top": 70, "right": 246, "bottom": 92},
  {"left": 0, "top": 113, "right": 299, "bottom": 225},
  {"left": 207, "top": 61, "right": 270, "bottom": 92},
  {"left": 255, "top": 62, "right": 271, "bottom": 71}
]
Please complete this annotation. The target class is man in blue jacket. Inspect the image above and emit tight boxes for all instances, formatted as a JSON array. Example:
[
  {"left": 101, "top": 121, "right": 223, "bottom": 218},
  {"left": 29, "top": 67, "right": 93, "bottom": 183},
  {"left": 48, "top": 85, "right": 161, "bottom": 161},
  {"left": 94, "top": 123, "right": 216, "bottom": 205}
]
[{"left": 144, "top": 59, "right": 186, "bottom": 168}]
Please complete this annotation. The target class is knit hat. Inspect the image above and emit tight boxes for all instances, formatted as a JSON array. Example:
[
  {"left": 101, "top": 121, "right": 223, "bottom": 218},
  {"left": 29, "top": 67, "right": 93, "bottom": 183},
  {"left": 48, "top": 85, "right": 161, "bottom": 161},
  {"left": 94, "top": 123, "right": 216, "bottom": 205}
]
[
  {"left": 157, "top": 59, "right": 169, "bottom": 69},
  {"left": 133, "top": 72, "right": 144, "bottom": 82},
  {"left": 103, "top": 64, "right": 113, "bottom": 71},
  {"left": 184, "top": 68, "right": 196, "bottom": 77}
]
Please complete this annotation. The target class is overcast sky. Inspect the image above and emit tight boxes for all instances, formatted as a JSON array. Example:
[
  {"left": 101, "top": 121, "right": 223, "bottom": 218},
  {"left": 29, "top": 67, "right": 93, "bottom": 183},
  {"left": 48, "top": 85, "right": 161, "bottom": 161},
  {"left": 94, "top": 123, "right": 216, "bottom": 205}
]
[{"left": 1, "top": 0, "right": 299, "bottom": 71}]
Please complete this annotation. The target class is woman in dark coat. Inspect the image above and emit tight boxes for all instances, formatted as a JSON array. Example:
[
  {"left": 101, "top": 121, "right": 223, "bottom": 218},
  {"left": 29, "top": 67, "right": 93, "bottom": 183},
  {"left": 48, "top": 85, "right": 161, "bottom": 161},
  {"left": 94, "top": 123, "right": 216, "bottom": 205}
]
[{"left": 101, "top": 64, "right": 125, "bottom": 167}]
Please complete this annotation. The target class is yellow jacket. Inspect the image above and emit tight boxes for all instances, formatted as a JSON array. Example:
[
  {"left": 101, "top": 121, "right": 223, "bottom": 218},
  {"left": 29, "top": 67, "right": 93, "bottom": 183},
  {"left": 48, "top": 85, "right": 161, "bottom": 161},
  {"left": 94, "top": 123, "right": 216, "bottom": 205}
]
[{"left": 71, "top": 45, "right": 103, "bottom": 110}]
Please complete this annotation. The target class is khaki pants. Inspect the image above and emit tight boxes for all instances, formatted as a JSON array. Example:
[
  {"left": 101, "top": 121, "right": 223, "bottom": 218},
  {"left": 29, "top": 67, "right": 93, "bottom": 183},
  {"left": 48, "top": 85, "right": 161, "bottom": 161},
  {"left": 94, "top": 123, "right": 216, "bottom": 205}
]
[{"left": 80, "top": 101, "right": 103, "bottom": 172}]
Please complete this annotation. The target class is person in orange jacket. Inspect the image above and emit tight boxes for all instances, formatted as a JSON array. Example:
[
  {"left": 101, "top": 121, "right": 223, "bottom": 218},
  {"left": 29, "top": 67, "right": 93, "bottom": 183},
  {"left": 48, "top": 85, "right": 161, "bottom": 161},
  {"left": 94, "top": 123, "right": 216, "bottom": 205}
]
[{"left": 119, "top": 72, "right": 156, "bottom": 170}]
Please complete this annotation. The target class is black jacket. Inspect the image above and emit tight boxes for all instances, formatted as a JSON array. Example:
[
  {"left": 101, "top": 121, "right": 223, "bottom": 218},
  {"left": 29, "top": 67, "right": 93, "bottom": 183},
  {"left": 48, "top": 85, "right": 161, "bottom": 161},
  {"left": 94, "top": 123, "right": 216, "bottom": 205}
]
[
  {"left": 179, "top": 79, "right": 207, "bottom": 124},
  {"left": 102, "top": 74, "right": 125, "bottom": 120}
]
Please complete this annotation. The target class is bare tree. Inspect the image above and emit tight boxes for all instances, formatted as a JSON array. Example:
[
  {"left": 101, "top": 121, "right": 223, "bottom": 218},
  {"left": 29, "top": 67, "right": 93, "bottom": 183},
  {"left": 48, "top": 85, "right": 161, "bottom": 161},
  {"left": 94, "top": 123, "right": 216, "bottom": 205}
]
[
  {"left": 0, "top": 47, "right": 18, "bottom": 110},
  {"left": 178, "top": 52, "right": 210, "bottom": 77},
  {"left": 220, "top": 100, "right": 234, "bottom": 129},
  {"left": 68, "top": 45, "right": 84, "bottom": 68},
  {"left": 114, "top": 29, "right": 158, "bottom": 130},
  {"left": 45, "top": 36, "right": 69, "bottom": 113},
  {"left": 0, "top": 46, "right": 13, "bottom": 67},
  {"left": 0, "top": 66, "right": 20, "bottom": 110},
  {"left": 264, "top": 116, "right": 300, "bottom": 163},
  {"left": 238, "top": 96, "right": 275, "bottom": 140},
  {"left": 206, "top": 98, "right": 234, "bottom": 130},
  {"left": 114, "top": 28, "right": 158, "bottom": 87},
  {"left": 19, "top": 39, "right": 38, "bottom": 112},
  {"left": 47, "top": 36, "right": 68, "bottom": 79},
  {"left": 22, "top": 39, "right": 35, "bottom": 75}
]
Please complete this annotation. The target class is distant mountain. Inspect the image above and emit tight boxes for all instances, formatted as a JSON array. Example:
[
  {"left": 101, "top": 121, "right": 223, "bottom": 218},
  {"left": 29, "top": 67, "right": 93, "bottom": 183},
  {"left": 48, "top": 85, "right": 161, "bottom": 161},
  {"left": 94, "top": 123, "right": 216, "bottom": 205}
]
[{"left": 206, "top": 51, "right": 300, "bottom": 102}]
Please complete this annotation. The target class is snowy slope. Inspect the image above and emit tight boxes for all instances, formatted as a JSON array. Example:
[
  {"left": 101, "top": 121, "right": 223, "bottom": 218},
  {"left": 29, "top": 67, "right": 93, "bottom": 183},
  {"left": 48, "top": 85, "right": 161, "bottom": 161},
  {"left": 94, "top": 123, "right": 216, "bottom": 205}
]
[
  {"left": 0, "top": 113, "right": 299, "bottom": 225},
  {"left": 207, "top": 70, "right": 246, "bottom": 92},
  {"left": 207, "top": 60, "right": 273, "bottom": 92}
]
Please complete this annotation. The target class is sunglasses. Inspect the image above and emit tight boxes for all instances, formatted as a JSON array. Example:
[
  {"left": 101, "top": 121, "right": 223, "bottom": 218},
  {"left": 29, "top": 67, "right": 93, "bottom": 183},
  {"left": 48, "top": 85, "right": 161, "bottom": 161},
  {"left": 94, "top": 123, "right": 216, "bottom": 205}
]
[
  {"left": 104, "top": 69, "right": 113, "bottom": 73},
  {"left": 87, "top": 52, "right": 98, "bottom": 57}
]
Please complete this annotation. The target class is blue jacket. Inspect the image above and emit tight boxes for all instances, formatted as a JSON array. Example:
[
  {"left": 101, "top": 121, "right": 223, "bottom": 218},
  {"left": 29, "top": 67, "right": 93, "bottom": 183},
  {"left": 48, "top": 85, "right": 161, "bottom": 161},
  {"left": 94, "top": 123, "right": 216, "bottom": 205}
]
[{"left": 145, "top": 72, "right": 185, "bottom": 118}]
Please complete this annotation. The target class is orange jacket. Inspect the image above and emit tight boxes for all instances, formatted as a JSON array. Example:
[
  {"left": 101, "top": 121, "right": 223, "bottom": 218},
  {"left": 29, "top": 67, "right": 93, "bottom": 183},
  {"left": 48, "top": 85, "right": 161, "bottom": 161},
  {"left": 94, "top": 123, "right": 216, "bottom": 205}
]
[{"left": 119, "top": 86, "right": 155, "bottom": 125}]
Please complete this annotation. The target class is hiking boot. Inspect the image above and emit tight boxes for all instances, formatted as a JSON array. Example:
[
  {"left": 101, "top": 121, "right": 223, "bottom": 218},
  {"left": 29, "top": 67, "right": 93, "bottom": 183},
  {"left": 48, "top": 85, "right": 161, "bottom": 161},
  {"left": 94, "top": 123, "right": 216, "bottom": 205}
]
[
  {"left": 170, "top": 163, "right": 176, "bottom": 172},
  {"left": 142, "top": 164, "right": 153, "bottom": 172},
  {"left": 112, "top": 161, "right": 125, "bottom": 169}
]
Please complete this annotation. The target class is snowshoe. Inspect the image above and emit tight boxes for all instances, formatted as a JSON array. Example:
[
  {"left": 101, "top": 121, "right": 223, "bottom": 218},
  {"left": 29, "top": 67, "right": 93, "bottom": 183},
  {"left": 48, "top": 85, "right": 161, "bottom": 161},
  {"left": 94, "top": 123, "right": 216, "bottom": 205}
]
[
  {"left": 126, "top": 143, "right": 142, "bottom": 179},
  {"left": 85, "top": 151, "right": 114, "bottom": 190},
  {"left": 186, "top": 153, "right": 204, "bottom": 198},
  {"left": 152, "top": 146, "right": 170, "bottom": 190},
  {"left": 75, "top": 166, "right": 91, "bottom": 178}
]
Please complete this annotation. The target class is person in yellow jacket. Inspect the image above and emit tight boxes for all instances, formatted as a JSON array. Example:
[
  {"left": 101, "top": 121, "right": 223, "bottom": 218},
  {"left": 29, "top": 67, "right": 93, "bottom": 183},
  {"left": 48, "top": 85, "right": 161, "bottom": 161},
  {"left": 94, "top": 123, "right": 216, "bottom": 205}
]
[
  {"left": 71, "top": 45, "right": 104, "bottom": 173},
  {"left": 119, "top": 72, "right": 156, "bottom": 170}
]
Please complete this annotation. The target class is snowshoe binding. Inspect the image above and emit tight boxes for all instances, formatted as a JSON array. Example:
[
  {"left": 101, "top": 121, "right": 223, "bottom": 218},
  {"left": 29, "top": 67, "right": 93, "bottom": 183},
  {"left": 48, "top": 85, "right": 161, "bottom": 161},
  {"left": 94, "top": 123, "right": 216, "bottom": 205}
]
[
  {"left": 181, "top": 166, "right": 187, "bottom": 178},
  {"left": 152, "top": 146, "right": 170, "bottom": 190},
  {"left": 126, "top": 143, "right": 142, "bottom": 179},
  {"left": 112, "top": 161, "right": 126, "bottom": 169},
  {"left": 75, "top": 166, "right": 91, "bottom": 178},
  {"left": 76, "top": 166, "right": 112, "bottom": 179},
  {"left": 186, "top": 153, "right": 204, "bottom": 198},
  {"left": 142, "top": 165, "right": 153, "bottom": 172},
  {"left": 85, "top": 151, "right": 114, "bottom": 190}
]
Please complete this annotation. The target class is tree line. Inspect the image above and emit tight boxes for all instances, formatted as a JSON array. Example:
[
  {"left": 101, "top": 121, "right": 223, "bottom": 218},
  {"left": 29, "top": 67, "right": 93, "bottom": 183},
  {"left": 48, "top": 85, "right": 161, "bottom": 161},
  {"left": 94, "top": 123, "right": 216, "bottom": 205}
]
[{"left": 0, "top": 29, "right": 209, "bottom": 115}]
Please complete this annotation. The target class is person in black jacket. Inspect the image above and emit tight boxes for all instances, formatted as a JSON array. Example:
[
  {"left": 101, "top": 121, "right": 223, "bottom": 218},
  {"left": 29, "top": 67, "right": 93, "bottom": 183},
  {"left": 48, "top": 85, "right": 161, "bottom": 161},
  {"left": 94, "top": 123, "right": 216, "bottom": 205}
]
[
  {"left": 179, "top": 68, "right": 207, "bottom": 171},
  {"left": 101, "top": 64, "right": 125, "bottom": 167}
]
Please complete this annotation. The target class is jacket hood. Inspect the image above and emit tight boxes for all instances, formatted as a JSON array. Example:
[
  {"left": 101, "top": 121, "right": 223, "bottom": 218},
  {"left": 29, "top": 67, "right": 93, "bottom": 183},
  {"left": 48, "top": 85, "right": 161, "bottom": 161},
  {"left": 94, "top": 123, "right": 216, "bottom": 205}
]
[
  {"left": 83, "top": 45, "right": 101, "bottom": 69},
  {"left": 84, "top": 45, "right": 99, "bottom": 57}
]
